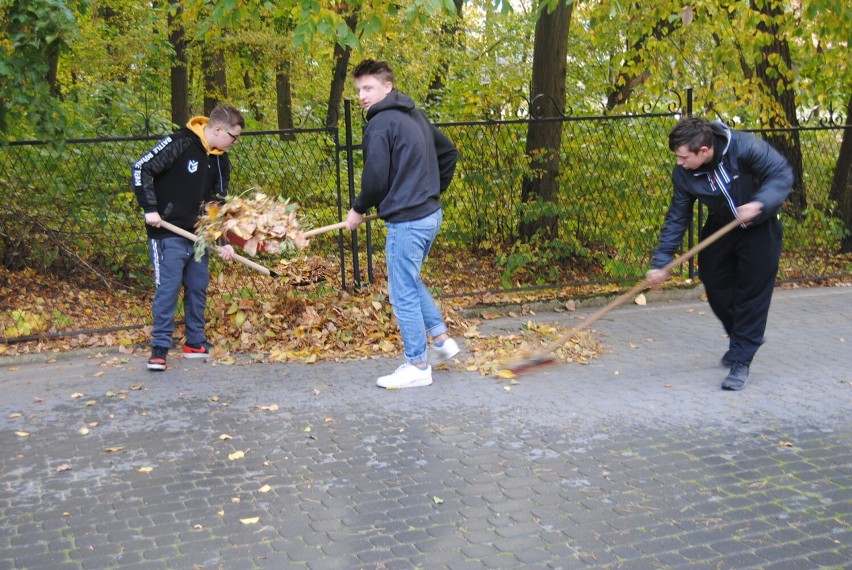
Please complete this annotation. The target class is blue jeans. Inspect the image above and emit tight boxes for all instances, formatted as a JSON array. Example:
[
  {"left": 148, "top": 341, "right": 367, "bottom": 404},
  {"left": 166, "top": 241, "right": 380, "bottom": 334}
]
[
  {"left": 385, "top": 209, "right": 448, "bottom": 364},
  {"left": 148, "top": 237, "right": 210, "bottom": 349}
]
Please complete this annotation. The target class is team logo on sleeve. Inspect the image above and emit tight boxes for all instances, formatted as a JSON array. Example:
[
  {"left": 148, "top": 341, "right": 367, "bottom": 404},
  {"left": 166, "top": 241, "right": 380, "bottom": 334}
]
[{"left": 187, "top": 160, "right": 199, "bottom": 173}]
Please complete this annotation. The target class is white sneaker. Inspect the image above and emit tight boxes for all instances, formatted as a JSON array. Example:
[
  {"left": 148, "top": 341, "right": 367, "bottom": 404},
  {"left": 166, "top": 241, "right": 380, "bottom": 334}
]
[
  {"left": 377, "top": 363, "right": 432, "bottom": 389},
  {"left": 429, "top": 338, "right": 460, "bottom": 365}
]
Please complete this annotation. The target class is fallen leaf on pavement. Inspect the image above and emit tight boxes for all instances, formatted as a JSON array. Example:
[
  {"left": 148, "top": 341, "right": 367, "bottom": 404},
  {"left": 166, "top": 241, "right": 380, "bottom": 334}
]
[{"left": 240, "top": 517, "right": 260, "bottom": 525}]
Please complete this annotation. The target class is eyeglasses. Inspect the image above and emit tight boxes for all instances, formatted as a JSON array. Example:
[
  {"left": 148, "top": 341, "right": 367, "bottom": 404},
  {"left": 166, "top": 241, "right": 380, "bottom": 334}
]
[{"left": 223, "top": 128, "right": 239, "bottom": 143}]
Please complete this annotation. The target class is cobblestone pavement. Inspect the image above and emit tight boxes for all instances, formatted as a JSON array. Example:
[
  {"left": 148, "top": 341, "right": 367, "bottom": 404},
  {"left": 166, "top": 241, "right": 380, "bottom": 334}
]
[{"left": 1, "top": 286, "right": 850, "bottom": 570}]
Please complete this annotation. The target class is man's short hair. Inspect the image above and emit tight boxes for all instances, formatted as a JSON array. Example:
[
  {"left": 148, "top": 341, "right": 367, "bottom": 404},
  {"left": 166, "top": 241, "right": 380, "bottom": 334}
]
[
  {"left": 210, "top": 103, "right": 245, "bottom": 129},
  {"left": 669, "top": 117, "right": 714, "bottom": 152},
  {"left": 352, "top": 59, "right": 394, "bottom": 84}
]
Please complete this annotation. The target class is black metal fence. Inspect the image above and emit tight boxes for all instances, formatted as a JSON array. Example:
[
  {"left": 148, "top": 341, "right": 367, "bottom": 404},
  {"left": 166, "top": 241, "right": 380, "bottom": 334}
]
[{"left": 1, "top": 94, "right": 848, "bottom": 342}]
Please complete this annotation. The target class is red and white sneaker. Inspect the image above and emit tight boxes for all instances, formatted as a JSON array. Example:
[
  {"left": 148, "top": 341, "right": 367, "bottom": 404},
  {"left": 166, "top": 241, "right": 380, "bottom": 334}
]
[{"left": 182, "top": 342, "right": 212, "bottom": 358}]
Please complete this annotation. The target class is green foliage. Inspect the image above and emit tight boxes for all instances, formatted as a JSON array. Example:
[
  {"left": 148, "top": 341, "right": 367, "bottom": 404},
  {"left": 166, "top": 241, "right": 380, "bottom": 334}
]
[{"left": 0, "top": 0, "right": 77, "bottom": 141}]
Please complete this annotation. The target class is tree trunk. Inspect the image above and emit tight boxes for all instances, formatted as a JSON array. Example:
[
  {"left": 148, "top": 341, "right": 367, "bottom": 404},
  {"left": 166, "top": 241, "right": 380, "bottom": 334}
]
[
  {"left": 325, "top": 11, "right": 358, "bottom": 128},
  {"left": 203, "top": 47, "right": 227, "bottom": 116},
  {"left": 426, "top": 0, "right": 464, "bottom": 108},
  {"left": 752, "top": 0, "right": 806, "bottom": 218},
  {"left": 169, "top": 0, "right": 189, "bottom": 127},
  {"left": 829, "top": 93, "right": 852, "bottom": 252},
  {"left": 276, "top": 59, "right": 295, "bottom": 140},
  {"left": 519, "top": 0, "right": 573, "bottom": 241},
  {"left": 244, "top": 71, "right": 265, "bottom": 122}
]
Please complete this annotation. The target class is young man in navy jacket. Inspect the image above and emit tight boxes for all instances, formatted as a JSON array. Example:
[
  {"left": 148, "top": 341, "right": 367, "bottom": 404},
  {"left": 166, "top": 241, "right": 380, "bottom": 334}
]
[{"left": 646, "top": 117, "right": 793, "bottom": 391}]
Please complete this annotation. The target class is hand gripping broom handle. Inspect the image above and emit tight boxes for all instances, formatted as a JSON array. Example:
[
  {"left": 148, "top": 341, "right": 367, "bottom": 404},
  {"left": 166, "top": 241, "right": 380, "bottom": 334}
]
[
  {"left": 535, "top": 216, "right": 743, "bottom": 356},
  {"left": 158, "top": 220, "right": 275, "bottom": 276},
  {"left": 302, "top": 214, "right": 379, "bottom": 238}
]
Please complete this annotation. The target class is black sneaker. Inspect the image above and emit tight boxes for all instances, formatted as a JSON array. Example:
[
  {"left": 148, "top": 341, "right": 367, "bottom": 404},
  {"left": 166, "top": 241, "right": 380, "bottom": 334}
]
[
  {"left": 722, "top": 361, "right": 749, "bottom": 391},
  {"left": 147, "top": 346, "right": 168, "bottom": 371},
  {"left": 719, "top": 355, "right": 734, "bottom": 367}
]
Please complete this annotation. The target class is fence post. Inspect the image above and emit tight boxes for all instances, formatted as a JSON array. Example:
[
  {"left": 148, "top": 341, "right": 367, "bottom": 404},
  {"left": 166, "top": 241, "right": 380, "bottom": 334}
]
[
  {"left": 685, "top": 88, "right": 699, "bottom": 280},
  {"left": 343, "top": 99, "right": 362, "bottom": 288}
]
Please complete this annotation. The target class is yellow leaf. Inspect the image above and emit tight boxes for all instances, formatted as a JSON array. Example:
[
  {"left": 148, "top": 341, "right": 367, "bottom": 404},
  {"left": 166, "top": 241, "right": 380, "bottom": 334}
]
[
  {"left": 70, "top": 392, "right": 84, "bottom": 399},
  {"left": 104, "top": 446, "right": 125, "bottom": 453},
  {"left": 256, "top": 404, "right": 279, "bottom": 411},
  {"left": 634, "top": 293, "right": 647, "bottom": 306},
  {"left": 9, "top": 412, "right": 22, "bottom": 419},
  {"left": 219, "top": 434, "right": 232, "bottom": 441},
  {"left": 56, "top": 463, "right": 72, "bottom": 472},
  {"left": 503, "top": 386, "right": 511, "bottom": 391},
  {"left": 85, "top": 400, "right": 97, "bottom": 407},
  {"left": 495, "top": 368, "right": 516, "bottom": 379},
  {"left": 258, "top": 485, "right": 272, "bottom": 493},
  {"left": 15, "top": 431, "right": 29, "bottom": 437},
  {"left": 78, "top": 427, "right": 90, "bottom": 435},
  {"left": 778, "top": 441, "right": 794, "bottom": 448},
  {"left": 228, "top": 450, "right": 245, "bottom": 460},
  {"left": 240, "top": 517, "right": 260, "bottom": 525},
  {"left": 137, "top": 466, "right": 153, "bottom": 473},
  {"left": 94, "top": 371, "right": 105, "bottom": 377}
]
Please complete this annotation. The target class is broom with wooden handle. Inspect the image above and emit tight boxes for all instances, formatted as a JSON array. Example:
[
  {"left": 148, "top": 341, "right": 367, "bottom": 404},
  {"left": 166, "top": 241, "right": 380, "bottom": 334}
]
[
  {"left": 158, "top": 220, "right": 278, "bottom": 277},
  {"left": 503, "top": 216, "right": 744, "bottom": 374}
]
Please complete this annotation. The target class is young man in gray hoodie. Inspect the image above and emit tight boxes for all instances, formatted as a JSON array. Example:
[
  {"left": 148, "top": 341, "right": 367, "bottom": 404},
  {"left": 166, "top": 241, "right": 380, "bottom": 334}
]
[{"left": 344, "top": 59, "right": 460, "bottom": 389}]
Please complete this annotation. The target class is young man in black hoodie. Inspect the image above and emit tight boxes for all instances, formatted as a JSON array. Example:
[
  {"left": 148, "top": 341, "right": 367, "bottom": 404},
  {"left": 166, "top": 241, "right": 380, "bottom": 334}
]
[
  {"left": 344, "top": 59, "right": 460, "bottom": 389},
  {"left": 132, "top": 103, "right": 244, "bottom": 371},
  {"left": 646, "top": 117, "right": 793, "bottom": 391}
]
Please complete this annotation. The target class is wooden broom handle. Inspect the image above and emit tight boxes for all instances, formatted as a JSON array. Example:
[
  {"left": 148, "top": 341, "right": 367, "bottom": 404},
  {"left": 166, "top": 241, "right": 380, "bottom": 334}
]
[
  {"left": 302, "top": 214, "right": 379, "bottom": 238},
  {"left": 158, "top": 220, "right": 273, "bottom": 276},
  {"left": 538, "top": 216, "right": 743, "bottom": 353}
]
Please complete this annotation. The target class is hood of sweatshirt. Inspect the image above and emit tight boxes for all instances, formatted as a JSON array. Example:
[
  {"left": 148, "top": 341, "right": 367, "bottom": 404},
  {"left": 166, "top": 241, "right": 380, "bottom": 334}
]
[
  {"left": 708, "top": 120, "right": 732, "bottom": 168},
  {"left": 366, "top": 90, "right": 416, "bottom": 120},
  {"left": 186, "top": 116, "right": 225, "bottom": 155}
]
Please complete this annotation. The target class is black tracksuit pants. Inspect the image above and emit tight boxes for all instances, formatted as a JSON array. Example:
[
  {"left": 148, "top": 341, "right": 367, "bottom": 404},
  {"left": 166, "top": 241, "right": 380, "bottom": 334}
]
[{"left": 698, "top": 216, "right": 783, "bottom": 364}]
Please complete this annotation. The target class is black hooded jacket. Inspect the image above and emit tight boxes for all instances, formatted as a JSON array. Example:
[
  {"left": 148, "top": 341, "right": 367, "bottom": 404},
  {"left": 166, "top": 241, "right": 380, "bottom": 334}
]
[
  {"left": 131, "top": 117, "right": 230, "bottom": 239},
  {"left": 353, "top": 91, "right": 457, "bottom": 222},
  {"left": 652, "top": 121, "right": 793, "bottom": 268}
]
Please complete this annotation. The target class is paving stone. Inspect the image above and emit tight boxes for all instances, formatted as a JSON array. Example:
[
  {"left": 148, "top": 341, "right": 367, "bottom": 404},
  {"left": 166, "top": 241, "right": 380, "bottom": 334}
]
[{"left": 1, "top": 287, "right": 849, "bottom": 569}]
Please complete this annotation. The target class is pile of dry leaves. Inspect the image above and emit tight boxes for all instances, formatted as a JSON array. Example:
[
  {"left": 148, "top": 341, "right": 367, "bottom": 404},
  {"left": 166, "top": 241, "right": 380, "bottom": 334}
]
[
  {"left": 0, "top": 257, "right": 604, "bottom": 377},
  {"left": 195, "top": 192, "right": 309, "bottom": 258}
]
